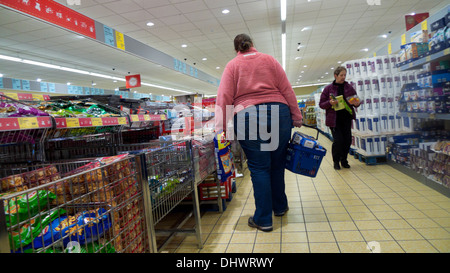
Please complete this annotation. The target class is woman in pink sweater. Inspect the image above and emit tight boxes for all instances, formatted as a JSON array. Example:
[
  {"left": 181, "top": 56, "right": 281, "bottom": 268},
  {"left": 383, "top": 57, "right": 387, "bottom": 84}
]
[{"left": 215, "top": 34, "right": 302, "bottom": 232}]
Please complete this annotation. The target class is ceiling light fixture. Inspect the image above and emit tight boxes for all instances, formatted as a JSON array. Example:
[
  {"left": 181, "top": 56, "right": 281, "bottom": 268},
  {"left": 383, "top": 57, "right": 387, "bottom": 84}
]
[
  {"left": 362, "top": 48, "right": 369, "bottom": 52},
  {"left": 202, "top": 58, "right": 207, "bottom": 61},
  {"left": 222, "top": 9, "right": 230, "bottom": 14},
  {"left": 0, "top": 54, "right": 195, "bottom": 94},
  {"left": 381, "top": 34, "right": 388, "bottom": 38},
  {"left": 0, "top": 73, "right": 4, "bottom": 77},
  {"left": 181, "top": 44, "right": 187, "bottom": 48},
  {"left": 146, "top": 22, "right": 154, "bottom": 27},
  {"left": 36, "top": 78, "right": 41, "bottom": 82}
]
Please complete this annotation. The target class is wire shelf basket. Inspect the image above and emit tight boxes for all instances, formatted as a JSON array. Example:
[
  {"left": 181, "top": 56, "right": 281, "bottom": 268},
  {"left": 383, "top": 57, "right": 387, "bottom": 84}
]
[{"left": 0, "top": 155, "right": 149, "bottom": 253}]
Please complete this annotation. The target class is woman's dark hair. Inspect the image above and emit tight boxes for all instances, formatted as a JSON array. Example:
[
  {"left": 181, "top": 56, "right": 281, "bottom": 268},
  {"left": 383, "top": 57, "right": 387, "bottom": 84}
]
[{"left": 234, "top": 34, "right": 253, "bottom": 52}]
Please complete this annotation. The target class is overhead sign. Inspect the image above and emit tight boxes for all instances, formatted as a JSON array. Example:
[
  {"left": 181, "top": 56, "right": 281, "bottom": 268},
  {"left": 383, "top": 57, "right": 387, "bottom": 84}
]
[
  {"left": 125, "top": 74, "right": 141, "bottom": 88},
  {"left": 0, "top": 0, "right": 96, "bottom": 39}
]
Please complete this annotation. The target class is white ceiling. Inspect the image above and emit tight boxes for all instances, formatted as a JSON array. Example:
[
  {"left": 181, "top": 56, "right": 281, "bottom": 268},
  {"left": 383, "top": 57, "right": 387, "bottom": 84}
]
[{"left": 0, "top": 0, "right": 448, "bottom": 96}]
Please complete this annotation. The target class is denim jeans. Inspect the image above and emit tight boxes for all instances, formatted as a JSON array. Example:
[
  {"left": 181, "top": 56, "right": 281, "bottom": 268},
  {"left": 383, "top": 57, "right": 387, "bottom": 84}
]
[{"left": 233, "top": 102, "right": 292, "bottom": 227}]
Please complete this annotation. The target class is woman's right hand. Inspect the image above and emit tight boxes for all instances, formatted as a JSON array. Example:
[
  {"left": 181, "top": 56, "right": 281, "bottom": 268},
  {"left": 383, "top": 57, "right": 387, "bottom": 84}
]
[
  {"left": 330, "top": 99, "right": 338, "bottom": 106},
  {"left": 292, "top": 119, "right": 303, "bottom": 128}
]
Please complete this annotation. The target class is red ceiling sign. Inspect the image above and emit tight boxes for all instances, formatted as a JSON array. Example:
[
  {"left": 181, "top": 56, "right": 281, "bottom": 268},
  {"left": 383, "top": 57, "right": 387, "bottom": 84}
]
[
  {"left": 125, "top": 74, "right": 141, "bottom": 89},
  {"left": 0, "top": 0, "right": 96, "bottom": 39}
]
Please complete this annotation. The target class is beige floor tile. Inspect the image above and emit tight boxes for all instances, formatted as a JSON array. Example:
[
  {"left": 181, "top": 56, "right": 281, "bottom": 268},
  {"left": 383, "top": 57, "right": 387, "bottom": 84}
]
[
  {"left": 433, "top": 217, "right": 450, "bottom": 228},
  {"left": 416, "top": 227, "right": 450, "bottom": 240},
  {"left": 406, "top": 218, "right": 440, "bottom": 229},
  {"left": 226, "top": 243, "right": 254, "bottom": 253},
  {"left": 282, "top": 222, "right": 306, "bottom": 232},
  {"left": 255, "top": 232, "right": 281, "bottom": 244},
  {"left": 309, "top": 242, "right": 340, "bottom": 253},
  {"left": 327, "top": 213, "right": 352, "bottom": 222},
  {"left": 377, "top": 241, "right": 405, "bottom": 253},
  {"left": 360, "top": 229, "right": 394, "bottom": 241},
  {"left": 397, "top": 240, "right": 439, "bottom": 253},
  {"left": 281, "top": 243, "right": 309, "bottom": 253},
  {"left": 253, "top": 243, "right": 280, "bottom": 253},
  {"left": 282, "top": 232, "right": 308, "bottom": 243},
  {"left": 230, "top": 233, "right": 256, "bottom": 244},
  {"left": 308, "top": 231, "right": 336, "bottom": 243},
  {"left": 428, "top": 239, "right": 450, "bottom": 253},
  {"left": 380, "top": 219, "right": 413, "bottom": 229},
  {"left": 199, "top": 244, "right": 228, "bottom": 253},
  {"left": 387, "top": 229, "right": 424, "bottom": 240},
  {"left": 330, "top": 221, "right": 358, "bottom": 231},
  {"left": 205, "top": 233, "right": 233, "bottom": 244},
  {"left": 338, "top": 242, "right": 372, "bottom": 253},
  {"left": 306, "top": 222, "right": 332, "bottom": 231},
  {"left": 334, "top": 230, "right": 364, "bottom": 242}
]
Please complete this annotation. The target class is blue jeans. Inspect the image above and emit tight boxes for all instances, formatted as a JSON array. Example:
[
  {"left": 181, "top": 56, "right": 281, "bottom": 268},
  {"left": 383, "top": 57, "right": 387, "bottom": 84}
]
[{"left": 233, "top": 102, "right": 292, "bottom": 227}]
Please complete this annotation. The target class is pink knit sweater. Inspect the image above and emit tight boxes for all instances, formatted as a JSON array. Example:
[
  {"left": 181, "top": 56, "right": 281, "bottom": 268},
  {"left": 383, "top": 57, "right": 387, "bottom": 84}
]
[{"left": 215, "top": 47, "right": 302, "bottom": 133}]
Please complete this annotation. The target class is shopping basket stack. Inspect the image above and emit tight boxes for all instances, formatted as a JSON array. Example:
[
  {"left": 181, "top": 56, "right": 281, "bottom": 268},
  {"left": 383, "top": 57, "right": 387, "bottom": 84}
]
[{"left": 285, "top": 130, "right": 327, "bottom": 178}]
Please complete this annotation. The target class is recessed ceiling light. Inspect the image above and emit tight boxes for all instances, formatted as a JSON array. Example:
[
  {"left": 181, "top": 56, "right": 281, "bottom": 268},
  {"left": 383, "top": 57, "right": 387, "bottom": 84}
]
[
  {"left": 146, "top": 22, "right": 154, "bottom": 27},
  {"left": 295, "top": 57, "right": 301, "bottom": 60},
  {"left": 181, "top": 44, "right": 187, "bottom": 48},
  {"left": 36, "top": 78, "right": 41, "bottom": 82},
  {"left": 381, "top": 34, "right": 388, "bottom": 38},
  {"left": 202, "top": 57, "right": 207, "bottom": 61},
  {"left": 337, "top": 61, "right": 342, "bottom": 64},
  {"left": 331, "top": 67, "right": 335, "bottom": 70},
  {"left": 303, "top": 65, "right": 307, "bottom": 68},
  {"left": 362, "top": 48, "right": 369, "bottom": 52},
  {"left": 222, "top": 9, "right": 230, "bottom": 14},
  {"left": 67, "top": 82, "right": 71, "bottom": 85},
  {"left": 0, "top": 73, "right": 4, "bottom": 77},
  {"left": 216, "top": 66, "right": 220, "bottom": 69}
]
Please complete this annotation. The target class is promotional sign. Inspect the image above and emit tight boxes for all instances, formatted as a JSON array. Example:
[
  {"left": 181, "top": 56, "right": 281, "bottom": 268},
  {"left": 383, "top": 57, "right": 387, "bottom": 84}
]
[
  {"left": 125, "top": 74, "right": 141, "bottom": 89},
  {"left": 0, "top": 0, "right": 96, "bottom": 39},
  {"left": 405, "top": 12, "right": 429, "bottom": 31}
]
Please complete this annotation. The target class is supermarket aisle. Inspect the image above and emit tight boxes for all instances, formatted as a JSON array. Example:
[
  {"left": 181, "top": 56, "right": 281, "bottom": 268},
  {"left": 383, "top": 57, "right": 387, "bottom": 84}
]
[{"left": 165, "top": 126, "right": 450, "bottom": 253}]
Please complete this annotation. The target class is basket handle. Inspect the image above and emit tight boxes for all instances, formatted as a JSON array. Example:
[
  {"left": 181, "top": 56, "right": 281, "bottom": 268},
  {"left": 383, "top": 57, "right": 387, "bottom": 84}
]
[{"left": 301, "top": 124, "right": 320, "bottom": 140}]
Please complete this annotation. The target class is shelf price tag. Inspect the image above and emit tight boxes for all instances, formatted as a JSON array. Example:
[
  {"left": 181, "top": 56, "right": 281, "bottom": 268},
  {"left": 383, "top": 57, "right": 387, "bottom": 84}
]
[
  {"left": 421, "top": 20, "right": 428, "bottom": 31},
  {"left": 66, "top": 118, "right": 80, "bottom": 128},
  {"left": 130, "top": 115, "right": 139, "bottom": 122},
  {"left": 91, "top": 118, "right": 103, "bottom": 126},
  {"left": 18, "top": 117, "right": 39, "bottom": 129},
  {"left": 118, "top": 117, "right": 128, "bottom": 125},
  {"left": 401, "top": 34, "right": 406, "bottom": 45}
]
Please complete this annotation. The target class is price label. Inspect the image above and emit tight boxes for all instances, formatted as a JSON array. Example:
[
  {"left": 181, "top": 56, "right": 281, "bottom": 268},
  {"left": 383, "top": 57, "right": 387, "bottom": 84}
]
[
  {"left": 32, "top": 94, "right": 44, "bottom": 101},
  {"left": 144, "top": 115, "right": 150, "bottom": 121},
  {"left": 91, "top": 118, "right": 103, "bottom": 126},
  {"left": 118, "top": 117, "right": 128, "bottom": 125},
  {"left": 5, "top": 93, "right": 19, "bottom": 100},
  {"left": 66, "top": 118, "right": 80, "bottom": 128},
  {"left": 131, "top": 115, "right": 139, "bottom": 122},
  {"left": 18, "top": 117, "right": 39, "bottom": 129}
]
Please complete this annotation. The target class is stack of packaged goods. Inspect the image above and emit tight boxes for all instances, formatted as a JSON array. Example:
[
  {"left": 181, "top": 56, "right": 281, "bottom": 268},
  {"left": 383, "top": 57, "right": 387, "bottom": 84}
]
[{"left": 343, "top": 53, "right": 415, "bottom": 156}]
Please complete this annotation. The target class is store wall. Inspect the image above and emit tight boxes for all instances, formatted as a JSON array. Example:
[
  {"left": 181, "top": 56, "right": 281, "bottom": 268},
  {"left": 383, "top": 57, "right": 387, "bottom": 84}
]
[{"left": 293, "top": 85, "right": 325, "bottom": 96}]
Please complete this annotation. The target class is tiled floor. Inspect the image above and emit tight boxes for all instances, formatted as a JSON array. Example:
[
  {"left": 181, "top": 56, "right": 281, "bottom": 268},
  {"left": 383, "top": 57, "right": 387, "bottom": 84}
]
[{"left": 161, "top": 127, "right": 450, "bottom": 253}]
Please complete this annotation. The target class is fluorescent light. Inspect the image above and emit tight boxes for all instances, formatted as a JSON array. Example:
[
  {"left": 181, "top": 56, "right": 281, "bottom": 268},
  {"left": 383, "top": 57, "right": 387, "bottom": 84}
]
[
  {"left": 281, "top": 32, "right": 286, "bottom": 70},
  {"left": 301, "top": 27, "right": 309, "bottom": 32},
  {"left": 280, "top": 0, "right": 286, "bottom": 21},
  {"left": 67, "top": 82, "right": 71, "bottom": 85},
  {"left": 59, "top": 66, "right": 90, "bottom": 74},
  {"left": 0, "top": 55, "right": 22, "bottom": 62},
  {"left": 362, "top": 48, "right": 369, "bottom": 52},
  {"left": 181, "top": 44, "right": 187, "bottom": 48},
  {"left": 295, "top": 57, "right": 301, "bottom": 60},
  {"left": 141, "top": 82, "right": 192, "bottom": 94},
  {"left": 381, "top": 34, "right": 388, "bottom": 38},
  {"left": 222, "top": 9, "right": 230, "bottom": 14},
  {"left": 22, "top": 59, "right": 61, "bottom": 69},
  {"left": 36, "top": 78, "right": 41, "bottom": 82},
  {"left": 292, "top": 82, "right": 326, "bottom": 88},
  {"left": 146, "top": 21, "right": 154, "bottom": 27},
  {"left": 0, "top": 74, "right": 3, "bottom": 77},
  {"left": 202, "top": 57, "right": 207, "bottom": 61}
]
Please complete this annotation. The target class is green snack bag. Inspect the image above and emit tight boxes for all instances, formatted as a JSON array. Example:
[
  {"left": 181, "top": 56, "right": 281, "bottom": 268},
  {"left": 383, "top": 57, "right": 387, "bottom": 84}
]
[
  {"left": 4, "top": 190, "right": 57, "bottom": 227},
  {"left": 9, "top": 208, "right": 65, "bottom": 250}
]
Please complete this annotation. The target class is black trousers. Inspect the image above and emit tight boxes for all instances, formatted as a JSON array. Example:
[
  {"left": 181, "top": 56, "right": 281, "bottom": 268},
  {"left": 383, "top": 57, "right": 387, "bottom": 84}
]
[{"left": 331, "top": 118, "right": 352, "bottom": 164}]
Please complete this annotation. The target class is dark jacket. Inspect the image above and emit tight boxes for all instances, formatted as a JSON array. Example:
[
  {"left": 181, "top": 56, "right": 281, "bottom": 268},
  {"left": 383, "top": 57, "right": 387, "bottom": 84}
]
[{"left": 319, "top": 81, "right": 359, "bottom": 128}]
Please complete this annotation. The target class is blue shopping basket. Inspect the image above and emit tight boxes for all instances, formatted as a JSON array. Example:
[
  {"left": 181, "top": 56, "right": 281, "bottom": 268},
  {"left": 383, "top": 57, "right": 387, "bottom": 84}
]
[{"left": 285, "top": 125, "right": 327, "bottom": 178}]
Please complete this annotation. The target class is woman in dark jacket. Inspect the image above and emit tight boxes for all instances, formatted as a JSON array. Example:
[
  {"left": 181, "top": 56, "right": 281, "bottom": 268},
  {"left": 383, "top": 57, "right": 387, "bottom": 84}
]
[{"left": 319, "top": 66, "right": 360, "bottom": 170}]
